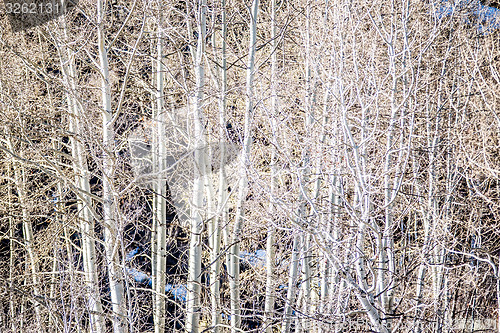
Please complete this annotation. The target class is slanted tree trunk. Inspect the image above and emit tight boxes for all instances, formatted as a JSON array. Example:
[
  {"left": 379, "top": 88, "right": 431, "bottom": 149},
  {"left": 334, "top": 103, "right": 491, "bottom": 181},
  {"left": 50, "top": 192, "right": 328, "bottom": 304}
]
[{"left": 55, "top": 15, "right": 106, "bottom": 331}]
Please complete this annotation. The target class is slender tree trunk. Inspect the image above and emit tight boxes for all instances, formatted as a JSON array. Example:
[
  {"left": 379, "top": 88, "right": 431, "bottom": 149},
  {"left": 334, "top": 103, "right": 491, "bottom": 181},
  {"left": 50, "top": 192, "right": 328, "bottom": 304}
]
[
  {"left": 0, "top": 62, "right": 19, "bottom": 333},
  {"left": 264, "top": 0, "right": 278, "bottom": 331},
  {"left": 413, "top": 153, "right": 430, "bottom": 333},
  {"left": 55, "top": 15, "right": 106, "bottom": 331},
  {"left": 153, "top": 7, "right": 167, "bottom": 333},
  {"left": 6, "top": 133, "right": 43, "bottom": 333},
  {"left": 336, "top": 23, "right": 388, "bottom": 330},
  {"left": 379, "top": 1, "right": 403, "bottom": 323},
  {"left": 209, "top": 2, "right": 227, "bottom": 331},
  {"left": 496, "top": 262, "right": 500, "bottom": 333},
  {"left": 229, "top": 1, "right": 259, "bottom": 331},
  {"left": 186, "top": 2, "right": 207, "bottom": 332},
  {"left": 311, "top": 67, "right": 332, "bottom": 333},
  {"left": 299, "top": 3, "right": 317, "bottom": 329},
  {"left": 281, "top": 231, "right": 301, "bottom": 333},
  {"left": 7, "top": 163, "right": 16, "bottom": 332},
  {"left": 97, "top": 1, "right": 126, "bottom": 331},
  {"left": 150, "top": 14, "right": 159, "bottom": 316}
]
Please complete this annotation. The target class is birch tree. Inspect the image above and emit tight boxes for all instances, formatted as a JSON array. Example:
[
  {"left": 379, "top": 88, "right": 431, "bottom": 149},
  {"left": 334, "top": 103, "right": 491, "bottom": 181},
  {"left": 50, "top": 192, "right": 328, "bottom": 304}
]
[
  {"left": 186, "top": 1, "right": 207, "bottom": 332},
  {"left": 5, "top": 128, "right": 44, "bottom": 333},
  {"left": 97, "top": 0, "right": 127, "bottom": 331},
  {"left": 152, "top": 3, "right": 167, "bottom": 332},
  {"left": 49, "top": 14, "right": 107, "bottom": 332},
  {"left": 1, "top": 0, "right": 500, "bottom": 332},
  {"left": 229, "top": 1, "right": 259, "bottom": 331},
  {"left": 209, "top": 1, "right": 228, "bottom": 331},
  {"left": 264, "top": 0, "right": 279, "bottom": 331}
]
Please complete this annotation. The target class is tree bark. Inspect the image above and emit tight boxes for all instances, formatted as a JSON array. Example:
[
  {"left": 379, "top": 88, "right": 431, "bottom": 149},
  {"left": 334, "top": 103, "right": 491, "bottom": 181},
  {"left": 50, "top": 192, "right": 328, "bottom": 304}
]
[
  {"left": 97, "top": 1, "right": 126, "bottom": 331},
  {"left": 153, "top": 7, "right": 167, "bottom": 333},
  {"left": 264, "top": 0, "right": 278, "bottom": 331},
  {"left": 186, "top": 1, "right": 207, "bottom": 332},
  {"left": 229, "top": 0, "right": 259, "bottom": 331}
]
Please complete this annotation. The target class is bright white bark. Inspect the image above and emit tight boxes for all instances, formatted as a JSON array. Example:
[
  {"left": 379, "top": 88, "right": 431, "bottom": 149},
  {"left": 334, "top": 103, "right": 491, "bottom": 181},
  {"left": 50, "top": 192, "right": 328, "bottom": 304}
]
[
  {"left": 229, "top": 1, "right": 259, "bottom": 331},
  {"left": 331, "top": 5, "right": 387, "bottom": 329},
  {"left": 55, "top": 17, "right": 106, "bottom": 331},
  {"left": 317, "top": 39, "right": 339, "bottom": 326},
  {"left": 414, "top": 89, "right": 438, "bottom": 331},
  {"left": 264, "top": 0, "right": 278, "bottom": 331},
  {"left": 186, "top": 2, "right": 207, "bottom": 332},
  {"left": 97, "top": 1, "right": 126, "bottom": 331},
  {"left": 153, "top": 7, "right": 167, "bottom": 333},
  {"left": 312, "top": 65, "right": 333, "bottom": 333},
  {"left": 208, "top": 2, "right": 227, "bottom": 331},
  {"left": 6, "top": 132, "right": 43, "bottom": 333},
  {"left": 300, "top": 3, "right": 319, "bottom": 329},
  {"left": 281, "top": 231, "right": 301, "bottom": 333}
]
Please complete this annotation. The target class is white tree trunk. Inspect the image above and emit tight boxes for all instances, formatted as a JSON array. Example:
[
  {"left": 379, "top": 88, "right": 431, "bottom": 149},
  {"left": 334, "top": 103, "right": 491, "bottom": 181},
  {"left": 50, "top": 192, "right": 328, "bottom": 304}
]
[
  {"left": 209, "top": 1, "right": 227, "bottom": 331},
  {"left": 186, "top": 2, "right": 207, "bottom": 332},
  {"left": 97, "top": 1, "right": 126, "bottom": 331},
  {"left": 281, "top": 231, "right": 301, "bottom": 333},
  {"left": 6, "top": 132, "right": 43, "bottom": 333},
  {"left": 264, "top": 0, "right": 278, "bottom": 331},
  {"left": 153, "top": 7, "right": 168, "bottom": 333},
  {"left": 55, "top": 16, "right": 106, "bottom": 331},
  {"left": 229, "top": 1, "right": 259, "bottom": 331}
]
